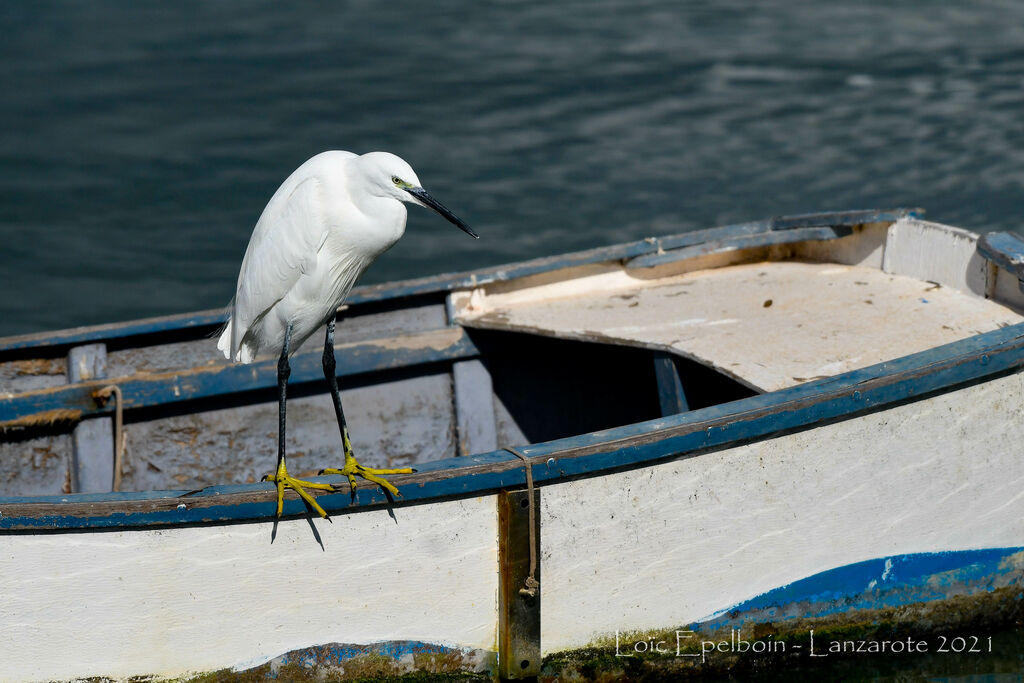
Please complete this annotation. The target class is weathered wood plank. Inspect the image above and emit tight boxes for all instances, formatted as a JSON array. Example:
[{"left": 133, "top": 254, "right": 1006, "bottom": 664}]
[
  {"left": 883, "top": 218, "right": 988, "bottom": 296},
  {"left": 453, "top": 359, "right": 498, "bottom": 456},
  {"left": 118, "top": 371, "right": 455, "bottom": 491},
  {"left": 68, "top": 344, "right": 114, "bottom": 494},
  {"left": 0, "top": 327, "right": 479, "bottom": 427},
  {"left": 0, "top": 433, "right": 72, "bottom": 497},
  {"left": 0, "top": 356, "right": 67, "bottom": 392},
  {"left": 791, "top": 220, "right": 888, "bottom": 268},
  {"left": 652, "top": 351, "right": 688, "bottom": 415}
]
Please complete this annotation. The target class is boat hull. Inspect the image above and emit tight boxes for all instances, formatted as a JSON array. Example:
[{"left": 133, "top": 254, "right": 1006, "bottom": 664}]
[{"left": 3, "top": 210, "right": 1024, "bottom": 680}]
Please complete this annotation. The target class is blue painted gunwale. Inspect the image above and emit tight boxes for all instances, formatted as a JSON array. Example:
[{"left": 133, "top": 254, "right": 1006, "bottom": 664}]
[
  {"left": 0, "top": 208, "right": 918, "bottom": 354},
  {"left": 2, "top": 318, "right": 1022, "bottom": 531},
  {"left": 978, "top": 231, "right": 1024, "bottom": 284},
  {"left": 626, "top": 225, "right": 853, "bottom": 269}
]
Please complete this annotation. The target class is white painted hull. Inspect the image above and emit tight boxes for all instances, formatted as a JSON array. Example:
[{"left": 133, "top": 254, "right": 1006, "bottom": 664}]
[
  {"left": 540, "top": 372, "right": 1024, "bottom": 651},
  {"left": 1, "top": 497, "right": 499, "bottom": 682}
]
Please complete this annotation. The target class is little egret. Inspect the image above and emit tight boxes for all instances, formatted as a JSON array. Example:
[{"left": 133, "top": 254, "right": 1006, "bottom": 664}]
[{"left": 218, "top": 150, "right": 478, "bottom": 517}]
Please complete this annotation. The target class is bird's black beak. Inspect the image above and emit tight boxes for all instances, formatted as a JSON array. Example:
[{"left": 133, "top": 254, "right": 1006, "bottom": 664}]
[{"left": 407, "top": 187, "right": 479, "bottom": 239}]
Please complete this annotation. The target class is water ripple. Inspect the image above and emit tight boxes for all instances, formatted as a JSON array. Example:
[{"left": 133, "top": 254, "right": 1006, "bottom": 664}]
[{"left": 1, "top": 1, "right": 1023, "bottom": 334}]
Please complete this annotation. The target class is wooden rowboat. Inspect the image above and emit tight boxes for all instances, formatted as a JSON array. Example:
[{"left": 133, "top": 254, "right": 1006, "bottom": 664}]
[{"left": 2, "top": 209, "right": 1024, "bottom": 681}]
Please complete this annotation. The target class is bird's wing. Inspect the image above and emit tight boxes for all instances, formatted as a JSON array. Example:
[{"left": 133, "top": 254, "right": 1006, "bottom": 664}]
[{"left": 229, "top": 174, "right": 331, "bottom": 355}]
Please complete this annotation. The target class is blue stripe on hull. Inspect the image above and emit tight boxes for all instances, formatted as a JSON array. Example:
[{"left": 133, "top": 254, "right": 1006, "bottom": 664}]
[{"left": 698, "top": 547, "right": 1024, "bottom": 628}]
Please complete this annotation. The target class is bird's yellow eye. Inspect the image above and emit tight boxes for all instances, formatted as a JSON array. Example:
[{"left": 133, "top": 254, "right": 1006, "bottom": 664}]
[{"left": 391, "top": 176, "right": 402, "bottom": 185}]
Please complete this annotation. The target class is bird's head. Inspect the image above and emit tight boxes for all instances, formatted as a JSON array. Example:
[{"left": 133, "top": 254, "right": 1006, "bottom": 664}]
[{"left": 358, "top": 151, "right": 479, "bottom": 239}]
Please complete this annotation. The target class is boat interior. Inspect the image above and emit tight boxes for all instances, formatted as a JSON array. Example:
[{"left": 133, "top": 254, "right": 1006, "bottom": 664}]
[{"left": 3, "top": 209, "right": 1024, "bottom": 498}]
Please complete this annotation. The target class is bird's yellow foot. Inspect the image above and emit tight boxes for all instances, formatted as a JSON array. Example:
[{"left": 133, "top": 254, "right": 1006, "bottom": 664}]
[
  {"left": 262, "top": 459, "right": 336, "bottom": 518},
  {"left": 320, "top": 452, "right": 414, "bottom": 499}
]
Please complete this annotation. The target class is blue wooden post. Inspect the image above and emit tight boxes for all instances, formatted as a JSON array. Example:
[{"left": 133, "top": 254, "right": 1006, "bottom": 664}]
[
  {"left": 67, "top": 344, "right": 114, "bottom": 493},
  {"left": 653, "top": 351, "right": 689, "bottom": 416}
]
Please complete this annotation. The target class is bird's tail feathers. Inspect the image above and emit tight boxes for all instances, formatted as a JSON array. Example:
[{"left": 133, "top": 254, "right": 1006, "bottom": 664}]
[
  {"left": 216, "top": 322, "right": 234, "bottom": 360},
  {"left": 216, "top": 318, "right": 257, "bottom": 363}
]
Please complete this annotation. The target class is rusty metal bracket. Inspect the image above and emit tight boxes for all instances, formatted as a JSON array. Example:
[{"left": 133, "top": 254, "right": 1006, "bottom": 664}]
[{"left": 498, "top": 488, "right": 541, "bottom": 679}]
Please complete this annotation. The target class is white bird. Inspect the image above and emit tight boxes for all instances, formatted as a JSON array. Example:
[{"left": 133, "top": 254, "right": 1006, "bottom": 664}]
[{"left": 218, "top": 150, "right": 478, "bottom": 518}]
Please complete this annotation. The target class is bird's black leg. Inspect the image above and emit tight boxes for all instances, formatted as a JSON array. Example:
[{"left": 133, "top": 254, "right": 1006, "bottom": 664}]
[
  {"left": 263, "top": 322, "right": 335, "bottom": 518},
  {"left": 319, "top": 317, "right": 414, "bottom": 499},
  {"left": 321, "top": 318, "right": 352, "bottom": 455},
  {"left": 275, "top": 322, "right": 293, "bottom": 475}
]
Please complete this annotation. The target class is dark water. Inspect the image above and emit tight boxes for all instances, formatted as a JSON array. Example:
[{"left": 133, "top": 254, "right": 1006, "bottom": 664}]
[{"left": 2, "top": 1, "right": 1024, "bottom": 337}]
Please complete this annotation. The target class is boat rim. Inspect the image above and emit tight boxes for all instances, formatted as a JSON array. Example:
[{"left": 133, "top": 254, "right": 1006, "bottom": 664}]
[{"left": 2, "top": 316, "right": 1021, "bottom": 531}]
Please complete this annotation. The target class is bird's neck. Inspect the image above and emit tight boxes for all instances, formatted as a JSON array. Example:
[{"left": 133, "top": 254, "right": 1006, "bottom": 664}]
[
  {"left": 346, "top": 194, "right": 407, "bottom": 254},
  {"left": 360, "top": 192, "right": 406, "bottom": 224},
  {"left": 345, "top": 173, "right": 408, "bottom": 250}
]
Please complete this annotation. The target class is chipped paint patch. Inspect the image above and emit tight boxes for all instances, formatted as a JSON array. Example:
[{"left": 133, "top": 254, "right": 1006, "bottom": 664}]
[{"left": 368, "top": 327, "right": 464, "bottom": 352}]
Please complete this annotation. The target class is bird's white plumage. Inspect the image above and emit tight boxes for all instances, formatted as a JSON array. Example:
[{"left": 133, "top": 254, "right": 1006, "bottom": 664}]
[{"left": 218, "top": 150, "right": 423, "bottom": 363}]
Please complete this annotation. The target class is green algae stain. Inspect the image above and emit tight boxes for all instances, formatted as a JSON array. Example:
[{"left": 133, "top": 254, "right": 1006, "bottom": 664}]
[
  {"left": 174, "top": 664, "right": 488, "bottom": 683},
  {"left": 541, "top": 585, "right": 1024, "bottom": 682}
]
